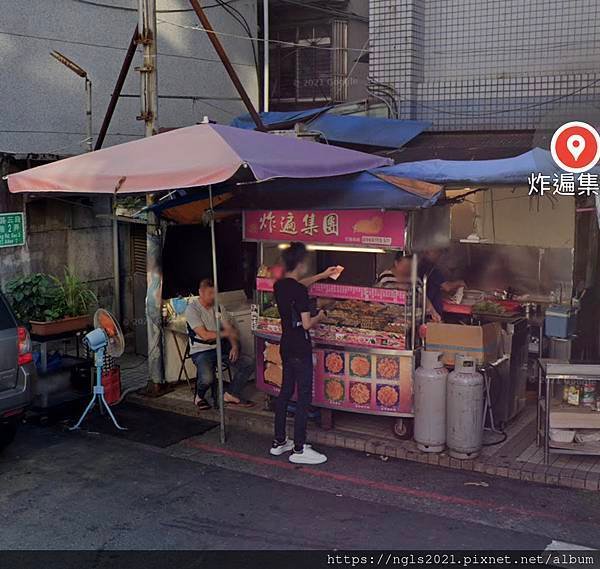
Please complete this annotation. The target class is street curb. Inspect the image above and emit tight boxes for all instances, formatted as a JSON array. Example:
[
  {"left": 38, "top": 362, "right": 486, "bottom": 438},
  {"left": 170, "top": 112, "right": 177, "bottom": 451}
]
[{"left": 128, "top": 392, "right": 600, "bottom": 492}]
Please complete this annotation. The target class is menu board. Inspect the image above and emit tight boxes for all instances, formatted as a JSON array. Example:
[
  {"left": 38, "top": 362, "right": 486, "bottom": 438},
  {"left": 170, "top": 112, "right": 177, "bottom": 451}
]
[
  {"left": 256, "top": 279, "right": 407, "bottom": 306},
  {"left": 314, "top": 348, "right": 414, "bottom": 416},
  {"left": 255, "top": 336, "right": 413, "bottom": 417},
  {"left": 256, "top": 336, "right": 285, "bottom": 397}
]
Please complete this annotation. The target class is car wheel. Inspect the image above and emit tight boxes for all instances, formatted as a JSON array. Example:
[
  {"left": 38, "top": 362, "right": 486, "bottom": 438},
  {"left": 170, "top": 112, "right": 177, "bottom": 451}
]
[{"left": 0, "top": 421, "right": 17, "bottom": 450}]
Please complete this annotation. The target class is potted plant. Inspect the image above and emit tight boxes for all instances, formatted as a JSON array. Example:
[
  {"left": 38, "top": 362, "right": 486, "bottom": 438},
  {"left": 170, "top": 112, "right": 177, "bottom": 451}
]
[{"left": 5, "top": 269, "right": 97, "bottom": 336}]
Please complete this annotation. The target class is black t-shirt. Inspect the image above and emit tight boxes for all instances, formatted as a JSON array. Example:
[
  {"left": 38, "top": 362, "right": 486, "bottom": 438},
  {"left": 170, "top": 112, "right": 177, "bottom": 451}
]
[
  {"left": 274, "top": 277, "right": 312, "bottom": 358},
  {"left": 419, "top": 260, "right": 445, "bottom": 316}
]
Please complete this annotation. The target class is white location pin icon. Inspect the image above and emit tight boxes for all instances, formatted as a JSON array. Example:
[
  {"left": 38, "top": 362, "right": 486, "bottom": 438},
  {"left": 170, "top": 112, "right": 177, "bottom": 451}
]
[{"left": 567, "top": 134, "right": 586, "bottom": 161}]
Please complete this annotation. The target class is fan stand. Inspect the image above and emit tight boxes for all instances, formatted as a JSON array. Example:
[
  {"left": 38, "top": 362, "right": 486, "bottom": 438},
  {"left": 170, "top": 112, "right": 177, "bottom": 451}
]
[{"left": 70, "top": 346, "right": 126, "bottom": 431}]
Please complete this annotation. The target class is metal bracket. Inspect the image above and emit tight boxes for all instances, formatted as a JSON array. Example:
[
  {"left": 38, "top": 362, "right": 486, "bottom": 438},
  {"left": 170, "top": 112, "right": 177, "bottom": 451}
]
[
  {"left": 136, "top": 31, "right": 154, "bottom": 46},
  {"left": 136, "top": 111, "right": 154, "bottom": 122}
]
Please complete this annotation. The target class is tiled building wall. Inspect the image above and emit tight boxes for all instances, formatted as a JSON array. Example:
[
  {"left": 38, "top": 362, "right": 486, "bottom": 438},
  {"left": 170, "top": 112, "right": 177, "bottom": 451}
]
[{"left": 370, "top": 0, "right": 600, "bottom": 130}]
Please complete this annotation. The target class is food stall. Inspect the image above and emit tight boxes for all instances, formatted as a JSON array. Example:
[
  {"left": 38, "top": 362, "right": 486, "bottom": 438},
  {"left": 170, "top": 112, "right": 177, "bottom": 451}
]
[
  {"left": 243, "top": 208, "right": 437, "bottom": 436},
  {"left": 389, "top": 149, "right": 600, "bottom": 431}
]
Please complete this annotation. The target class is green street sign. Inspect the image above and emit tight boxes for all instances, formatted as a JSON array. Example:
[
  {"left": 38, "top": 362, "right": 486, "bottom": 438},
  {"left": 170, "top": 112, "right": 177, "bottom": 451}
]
[{"left": 0, "top": 212, "right": 25, "bottom": 248}]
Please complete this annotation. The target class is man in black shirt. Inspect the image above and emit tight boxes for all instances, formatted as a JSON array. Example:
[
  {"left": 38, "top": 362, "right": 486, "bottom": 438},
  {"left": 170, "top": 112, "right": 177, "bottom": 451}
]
[
  {"left": 419, "top": 249, "right": 465, "bottom": 318},
  {"left": 270, "top": 242, "right": 336, "bottom": 464}
]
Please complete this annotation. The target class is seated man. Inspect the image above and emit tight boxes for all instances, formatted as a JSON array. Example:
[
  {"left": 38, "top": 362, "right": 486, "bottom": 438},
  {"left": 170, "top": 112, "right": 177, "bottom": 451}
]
[{"left": 185, "top": 278, "right": 254, "bottom": 410}]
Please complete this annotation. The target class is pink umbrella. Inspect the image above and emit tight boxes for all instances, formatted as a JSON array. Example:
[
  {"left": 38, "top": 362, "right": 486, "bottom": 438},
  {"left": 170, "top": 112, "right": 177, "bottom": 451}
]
[
  {"left": 5, "top": 123, "right": 392, "bottom": 443},
  {"left": 6, "top": 123, "right": 392, "bottom": 194}
]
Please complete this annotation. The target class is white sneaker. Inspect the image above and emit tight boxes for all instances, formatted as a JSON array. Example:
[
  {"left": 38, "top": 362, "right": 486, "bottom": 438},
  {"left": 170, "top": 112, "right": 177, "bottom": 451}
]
[
  {"left": 289, "top": 444, "right": 327, "bottom": 465},
  {"left": 270, "top": 438, "right": 295, "bottom": 456}
]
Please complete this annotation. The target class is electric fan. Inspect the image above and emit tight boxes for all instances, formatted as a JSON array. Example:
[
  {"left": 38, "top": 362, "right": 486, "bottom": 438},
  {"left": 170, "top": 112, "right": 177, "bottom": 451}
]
[{"left": 70, "top": 308, "right": 126, "bottom": 430}]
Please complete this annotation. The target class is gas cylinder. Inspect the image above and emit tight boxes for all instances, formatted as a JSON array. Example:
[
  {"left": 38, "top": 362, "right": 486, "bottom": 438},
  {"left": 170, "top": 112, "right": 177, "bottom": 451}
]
[
  {"left": 414, "top": 350, "right": 448, "bottom": 453},
  {"left": 446, "top": 354, "right": 484, "bottom": 459}
]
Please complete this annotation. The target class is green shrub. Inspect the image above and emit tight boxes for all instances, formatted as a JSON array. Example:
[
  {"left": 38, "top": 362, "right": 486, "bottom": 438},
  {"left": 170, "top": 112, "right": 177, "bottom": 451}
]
[
  {"left": 5, "top": 268, "right": 98, "bottom": 323},
  {"left": 57, "top": 267, "right": 98, "bottom": 317},
  {"left": 4, "top": 273, "right": 65, "bottom": 323}
]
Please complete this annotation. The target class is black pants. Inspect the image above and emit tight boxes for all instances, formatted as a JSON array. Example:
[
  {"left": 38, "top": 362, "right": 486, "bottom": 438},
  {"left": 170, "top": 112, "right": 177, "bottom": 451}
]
[{"left": 274, "top": 352, "right": 313, "bottom": 450}]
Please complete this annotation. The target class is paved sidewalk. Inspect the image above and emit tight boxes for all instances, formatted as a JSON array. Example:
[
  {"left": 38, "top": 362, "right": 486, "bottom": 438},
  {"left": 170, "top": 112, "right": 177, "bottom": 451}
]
[{"left": 125, "top": 364, "right": 600, "bottom": 492}]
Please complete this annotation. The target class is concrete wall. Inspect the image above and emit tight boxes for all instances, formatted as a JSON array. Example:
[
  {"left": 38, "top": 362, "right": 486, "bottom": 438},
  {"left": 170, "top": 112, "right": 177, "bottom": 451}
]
[
  {"left": 449, "top": 187, "right": 575, "bottom": 249},
  {"left": 0, "top": 0, "right": 258, "bottom": 155},
  {"left": 444, "top": 187, "right": 577, "bottom": 299},
  {"left": 0, "top": 0, "right": 258, "bottom": 317},
  {"left": 369, "top": 0, "right": 600, "bottom": 130},
  {"left": 0, "top": 159, "right": 115, "bottom": 308}
]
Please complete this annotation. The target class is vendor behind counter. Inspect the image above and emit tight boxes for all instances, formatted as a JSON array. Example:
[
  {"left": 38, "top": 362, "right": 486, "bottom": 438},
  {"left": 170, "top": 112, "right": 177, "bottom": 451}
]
[
  {"left": 374, "top": 252, "right": 441, "bottom": 322},
  {"left": 418, "top": 249, "right": 466, "bottom": 317}
]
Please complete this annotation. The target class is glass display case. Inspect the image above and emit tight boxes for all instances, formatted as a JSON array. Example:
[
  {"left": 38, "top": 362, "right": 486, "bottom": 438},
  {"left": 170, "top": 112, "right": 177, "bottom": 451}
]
[{"left": 252, "top": 276, "right": 417, "bottom": 417}]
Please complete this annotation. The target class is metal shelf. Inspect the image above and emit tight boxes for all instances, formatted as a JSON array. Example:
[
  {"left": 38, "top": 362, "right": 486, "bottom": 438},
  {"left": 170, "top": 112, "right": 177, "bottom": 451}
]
[{"left": 537, "top": 359, "right": 600, "bottom": 462}]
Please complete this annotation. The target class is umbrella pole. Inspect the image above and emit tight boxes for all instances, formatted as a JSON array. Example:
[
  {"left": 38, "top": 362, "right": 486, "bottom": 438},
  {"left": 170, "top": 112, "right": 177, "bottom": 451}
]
[{"left": 209, "top": 185, "right": 226, "bottom": 444}]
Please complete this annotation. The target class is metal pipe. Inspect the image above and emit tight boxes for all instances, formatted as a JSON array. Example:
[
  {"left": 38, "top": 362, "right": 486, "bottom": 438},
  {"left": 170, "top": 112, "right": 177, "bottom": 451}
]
[
  {"left": 85, "top": 78, "right": 93, "bottom": 152},
  {"left": 139, "top": 0, "right": 165, "bottom": 387},
  {"left": 411, "top": 252, "right": 418, "bottom": 350},
  {"left": 112, "top": 199, "right": 120, "bottom": 321},
  {"left": 95, "top": 28, "right": 138, "bottom": 151},
  {"left": 209, "top": 185, "right": 226, "bottom": 444},
  {"left": 262, "top": 0, "right": 269, "bottom": 112},
  {"left": 422, "top": 273, "right": 428, "bottom": 326},
  {"left": 188, "top": 0, "right": 266, "bottom": 131}
]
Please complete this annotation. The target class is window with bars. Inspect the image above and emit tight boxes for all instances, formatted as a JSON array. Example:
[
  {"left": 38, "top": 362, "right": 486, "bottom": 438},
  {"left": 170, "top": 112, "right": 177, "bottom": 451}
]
[{"left": 270, "top": 21, "right": 348, "bottom": 105}]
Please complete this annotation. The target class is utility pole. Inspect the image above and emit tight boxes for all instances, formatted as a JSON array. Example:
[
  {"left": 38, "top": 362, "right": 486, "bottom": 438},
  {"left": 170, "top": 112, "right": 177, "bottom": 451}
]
[
  {"left": 263, "top": 0, "right": 269, "bottom": 112},
  {"left": 138, "top": 0, "right": 165, "bottom": 390}
]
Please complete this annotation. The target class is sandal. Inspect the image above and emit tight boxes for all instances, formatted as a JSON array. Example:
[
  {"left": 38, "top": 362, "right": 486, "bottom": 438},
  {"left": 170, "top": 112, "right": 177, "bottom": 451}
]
[
  {"left": 194, "top": 398, "right": 211, "bottom": 411},
  {"left": 225, "top": 399, "right": 255, "bottom": 408}
]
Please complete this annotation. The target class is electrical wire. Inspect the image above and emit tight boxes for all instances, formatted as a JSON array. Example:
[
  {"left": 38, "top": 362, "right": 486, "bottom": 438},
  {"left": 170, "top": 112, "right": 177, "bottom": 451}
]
[
  {"left": 58, "top": 2, "right": 600, "bottom": 57},
  {"left": 157, "top": 17, "right": 372, "bottom": 54},
  {"left": 0, "top": 129, "right": 140, "bottom": 136},
  {"left": 193, "top": 98, "right": 240, "bottom": 118},
  {"left": 213, "top": 0, "right": 258, "bottom": 75},
  {"left": 0, "top": 29, "right": 254, "bottom": 68},
  {"left": 71, "top": 0, "right": 242, "bottom": 12},
  {"left": 277, "top": 0, "right": 367, "bottom": 23},
  {"left": 372, "top": 77, "right": 600, "bottom": 119}
]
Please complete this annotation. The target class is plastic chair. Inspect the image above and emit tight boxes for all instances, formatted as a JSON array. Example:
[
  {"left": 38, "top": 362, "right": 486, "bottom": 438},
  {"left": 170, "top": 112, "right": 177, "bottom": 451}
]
[{"left": 178, "top": 331, "right": 233, "bottom": 398}]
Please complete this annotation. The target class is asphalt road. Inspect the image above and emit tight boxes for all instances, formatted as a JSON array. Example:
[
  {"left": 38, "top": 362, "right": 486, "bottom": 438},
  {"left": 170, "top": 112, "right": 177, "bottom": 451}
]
[{"left": 1, "top": 418, "right": 599, "bottom": 550}]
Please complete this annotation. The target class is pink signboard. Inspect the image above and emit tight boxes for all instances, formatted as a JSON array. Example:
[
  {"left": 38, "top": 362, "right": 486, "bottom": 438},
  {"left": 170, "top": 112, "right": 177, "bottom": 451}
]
[
  {"left": 256, "top": 278, "right": 407, "bottom": 305},
  {"left": 244, "top": 210, "right": 406, "bottom": 248},
  {"left": 310, "top": 283, "right": 406, "bottom": 305}
]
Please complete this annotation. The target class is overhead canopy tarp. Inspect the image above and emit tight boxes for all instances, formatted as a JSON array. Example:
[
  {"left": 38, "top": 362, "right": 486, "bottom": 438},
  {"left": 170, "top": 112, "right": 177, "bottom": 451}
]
[
  {"left": 153, "top": 172, "right": 443, "bottom": 223},
  {"left": 151, "top": 187, "right": 234, "bottom": 224},
  {"left": 230, "top": 107, "right": 331, "bottom": 130},
  {"left": 378, "top": 147, "right": 587, "bottom": 185},
  {"left": 6, "top": 123, "right": 392, "bottom": 194},
  {"left": 231, "top": 109, "right": 430, "bottom": 149},
  {"left": 220, "top": 173, "right": 443, "bottom": 212}
]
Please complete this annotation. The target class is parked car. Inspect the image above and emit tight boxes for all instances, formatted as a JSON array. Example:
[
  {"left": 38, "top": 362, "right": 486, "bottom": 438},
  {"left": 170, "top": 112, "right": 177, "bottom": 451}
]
[{"left": 0, "top": 292, "right": 35, "bottom": 449}]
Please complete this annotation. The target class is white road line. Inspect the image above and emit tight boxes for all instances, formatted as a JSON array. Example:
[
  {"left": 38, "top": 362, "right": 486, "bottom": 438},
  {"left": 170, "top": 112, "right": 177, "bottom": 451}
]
[{"left": 545, "top": 539, "right": 595, "bottom": 550}]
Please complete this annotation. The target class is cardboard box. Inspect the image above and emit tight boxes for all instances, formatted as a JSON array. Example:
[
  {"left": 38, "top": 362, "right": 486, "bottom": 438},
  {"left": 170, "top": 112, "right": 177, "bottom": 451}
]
[{"left": 426, "top": 322, "right": 501, "bottom": 366}]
